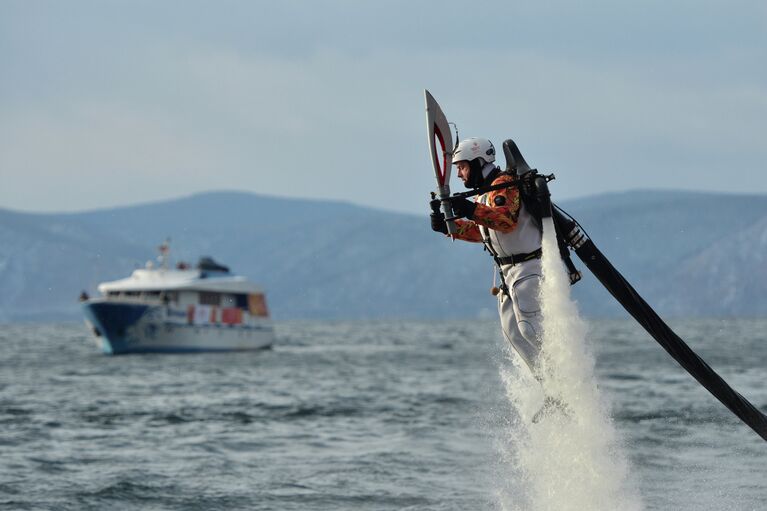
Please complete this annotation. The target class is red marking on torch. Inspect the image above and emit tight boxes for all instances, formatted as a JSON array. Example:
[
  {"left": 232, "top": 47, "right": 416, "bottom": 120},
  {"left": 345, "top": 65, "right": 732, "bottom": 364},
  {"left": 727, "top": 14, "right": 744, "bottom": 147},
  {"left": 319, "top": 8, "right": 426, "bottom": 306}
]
[{"left": 433, "top": 124, "right": 448, "bottom": 186}]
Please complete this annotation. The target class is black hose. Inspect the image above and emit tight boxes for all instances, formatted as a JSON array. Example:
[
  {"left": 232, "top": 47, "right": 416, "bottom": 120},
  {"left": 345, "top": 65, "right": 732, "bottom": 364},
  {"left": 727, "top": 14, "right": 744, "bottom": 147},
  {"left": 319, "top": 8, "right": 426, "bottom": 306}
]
[{"left": 552, "top": 206, "right": 767, "bottom": 442}]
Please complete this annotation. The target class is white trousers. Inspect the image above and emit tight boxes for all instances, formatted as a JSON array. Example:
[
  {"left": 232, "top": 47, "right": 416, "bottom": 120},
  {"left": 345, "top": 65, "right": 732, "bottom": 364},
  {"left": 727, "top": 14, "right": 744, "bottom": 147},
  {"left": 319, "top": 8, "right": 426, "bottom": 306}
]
[{"left": 498, "top": 258, "right": 543, "bottom": 373}]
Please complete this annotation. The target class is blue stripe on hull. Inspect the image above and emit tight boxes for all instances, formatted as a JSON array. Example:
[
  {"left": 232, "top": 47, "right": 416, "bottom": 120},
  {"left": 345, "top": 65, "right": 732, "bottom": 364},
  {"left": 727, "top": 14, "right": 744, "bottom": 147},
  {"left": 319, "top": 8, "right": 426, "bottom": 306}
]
[
  {"left": 82, "top": 301, "right": 149, "bottom": 354},
  {"left": 83, "top": 301, "right": 274, "bottom": 355}
]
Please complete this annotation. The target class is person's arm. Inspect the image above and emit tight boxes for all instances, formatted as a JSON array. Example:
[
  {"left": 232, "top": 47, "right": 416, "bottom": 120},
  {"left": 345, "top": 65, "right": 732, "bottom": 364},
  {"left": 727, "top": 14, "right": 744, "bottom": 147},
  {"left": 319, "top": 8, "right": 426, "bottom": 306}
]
[
  {"left": 470, "top": 178, "right": 521, "bottom": 233},
  {"left": 451, "top": 219, "right": 483, "bottom": 242},
  {"left": 430, "top": 198, "right": 483, "bottom": 242},
  {"left": 434, "top": 175, "right": 521, "bottom": 241}
]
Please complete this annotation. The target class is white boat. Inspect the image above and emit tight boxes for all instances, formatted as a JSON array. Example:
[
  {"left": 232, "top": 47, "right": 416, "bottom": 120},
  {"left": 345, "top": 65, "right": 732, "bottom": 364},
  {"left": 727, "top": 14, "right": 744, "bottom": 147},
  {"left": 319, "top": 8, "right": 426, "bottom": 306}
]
[{"left": 82, "top": 243, "right": 274, "bottom": 354}]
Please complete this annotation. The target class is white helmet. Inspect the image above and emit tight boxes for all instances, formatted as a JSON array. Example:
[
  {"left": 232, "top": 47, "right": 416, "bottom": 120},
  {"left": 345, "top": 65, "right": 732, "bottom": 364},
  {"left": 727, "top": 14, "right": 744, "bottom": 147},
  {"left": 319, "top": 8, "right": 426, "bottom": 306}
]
[{"left": 452, "top": 137, "right": 496, "bottom": 164}]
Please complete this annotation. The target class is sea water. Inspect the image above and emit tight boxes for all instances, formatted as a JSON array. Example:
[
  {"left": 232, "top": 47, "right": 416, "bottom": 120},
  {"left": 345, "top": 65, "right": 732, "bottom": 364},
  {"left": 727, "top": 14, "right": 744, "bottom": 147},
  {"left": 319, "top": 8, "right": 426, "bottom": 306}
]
[{"left": 1, "top": 317, "right": 765, "bottom": 510}]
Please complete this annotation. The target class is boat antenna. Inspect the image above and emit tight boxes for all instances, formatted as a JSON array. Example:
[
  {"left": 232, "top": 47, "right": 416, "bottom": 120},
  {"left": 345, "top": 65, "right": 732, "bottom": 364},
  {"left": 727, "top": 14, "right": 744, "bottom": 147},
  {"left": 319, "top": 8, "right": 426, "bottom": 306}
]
[{"left": 157, "top": 238, "right": 171, "bottom": 270}]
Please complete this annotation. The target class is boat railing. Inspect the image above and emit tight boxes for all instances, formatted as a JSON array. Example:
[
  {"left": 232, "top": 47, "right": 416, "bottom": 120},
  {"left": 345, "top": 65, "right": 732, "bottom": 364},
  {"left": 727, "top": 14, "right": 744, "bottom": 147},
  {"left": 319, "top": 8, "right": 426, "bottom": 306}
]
[{"left": 103, "top": 291, "right": 174, "bottom": 305}]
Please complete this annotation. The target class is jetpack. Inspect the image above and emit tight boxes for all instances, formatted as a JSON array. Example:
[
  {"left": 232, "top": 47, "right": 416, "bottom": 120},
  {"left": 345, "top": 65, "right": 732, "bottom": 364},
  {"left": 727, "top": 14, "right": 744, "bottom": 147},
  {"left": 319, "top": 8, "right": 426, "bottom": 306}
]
[{"left": 424, "top": 90, "right": 767, "bottom": 442}]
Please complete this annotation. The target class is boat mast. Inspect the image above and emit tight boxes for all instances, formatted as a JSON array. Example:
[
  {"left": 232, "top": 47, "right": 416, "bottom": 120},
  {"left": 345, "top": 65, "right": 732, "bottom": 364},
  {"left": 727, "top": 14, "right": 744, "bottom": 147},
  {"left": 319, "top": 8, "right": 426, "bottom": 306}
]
[{"left": 158, "top": 238, "right": 171, "bottom": 270}]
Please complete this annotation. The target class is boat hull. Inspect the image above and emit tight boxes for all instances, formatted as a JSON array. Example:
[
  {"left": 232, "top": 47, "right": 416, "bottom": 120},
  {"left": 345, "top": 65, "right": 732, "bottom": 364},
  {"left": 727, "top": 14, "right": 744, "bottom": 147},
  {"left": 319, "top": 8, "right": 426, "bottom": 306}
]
[{"left": 82, "top": 301, "right": 274, "bottom": 355}]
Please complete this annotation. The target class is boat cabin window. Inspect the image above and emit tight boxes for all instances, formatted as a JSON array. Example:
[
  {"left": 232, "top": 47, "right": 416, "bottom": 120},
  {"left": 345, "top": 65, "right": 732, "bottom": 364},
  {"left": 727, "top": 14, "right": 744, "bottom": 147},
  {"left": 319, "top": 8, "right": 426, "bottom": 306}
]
[
  {"left": 235, "top": 294, "right": 248, "bottom": 309},
  {"left": 199, "top": 292, "right": 221, "bottom": 306},
  {"left": 222, "top": 294, "right": 236, "bottom": 307}
]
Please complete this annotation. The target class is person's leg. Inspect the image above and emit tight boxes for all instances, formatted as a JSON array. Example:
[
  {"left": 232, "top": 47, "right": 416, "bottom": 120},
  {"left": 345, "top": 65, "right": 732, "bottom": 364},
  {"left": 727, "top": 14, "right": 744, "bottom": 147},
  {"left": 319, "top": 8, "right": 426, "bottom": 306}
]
[
  {"left": 498, "top": 259, "right": 543, "bottom": 373},
  {"left": 511, "top": 271, "right": 543, "bottom": 352},
  {"left": 498, "top": 291, "right": 533, "bottom": 369},
  {"left": 498, "top": 262, "right": 543, "bottom": 372}
]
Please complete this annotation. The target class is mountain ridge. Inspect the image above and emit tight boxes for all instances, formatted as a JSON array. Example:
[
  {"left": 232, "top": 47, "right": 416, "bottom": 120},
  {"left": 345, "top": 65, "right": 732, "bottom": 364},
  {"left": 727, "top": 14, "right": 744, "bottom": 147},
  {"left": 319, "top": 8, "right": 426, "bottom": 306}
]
[{"left": 1, "top": 189, "right": 765, "bottom": 322}]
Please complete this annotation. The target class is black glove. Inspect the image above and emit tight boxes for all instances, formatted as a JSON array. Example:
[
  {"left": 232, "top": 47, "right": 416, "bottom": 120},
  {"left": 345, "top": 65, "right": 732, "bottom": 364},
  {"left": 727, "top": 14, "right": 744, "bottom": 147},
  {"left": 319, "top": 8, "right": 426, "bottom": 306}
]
[
  {"left": 449, "top": 196, "right": 477, "bottom": 220},
  {"left": 430, "top": 211, "right": 448, "bottom": 234}
]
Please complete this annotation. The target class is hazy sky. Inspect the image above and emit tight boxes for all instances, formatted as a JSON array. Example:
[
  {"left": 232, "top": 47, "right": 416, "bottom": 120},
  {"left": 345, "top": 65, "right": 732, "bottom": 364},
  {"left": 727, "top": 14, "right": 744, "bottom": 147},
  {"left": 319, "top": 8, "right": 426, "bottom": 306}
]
[{"left": 1, "top": 1, "right": 766, "bottom": 214}]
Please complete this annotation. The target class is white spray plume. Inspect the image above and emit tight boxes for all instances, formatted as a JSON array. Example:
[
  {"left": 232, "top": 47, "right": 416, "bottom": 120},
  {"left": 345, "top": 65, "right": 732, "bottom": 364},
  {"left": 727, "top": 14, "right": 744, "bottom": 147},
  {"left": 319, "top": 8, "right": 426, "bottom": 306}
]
[{"left": 493, "top": 217, "right": 643, "bottom": 511}]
